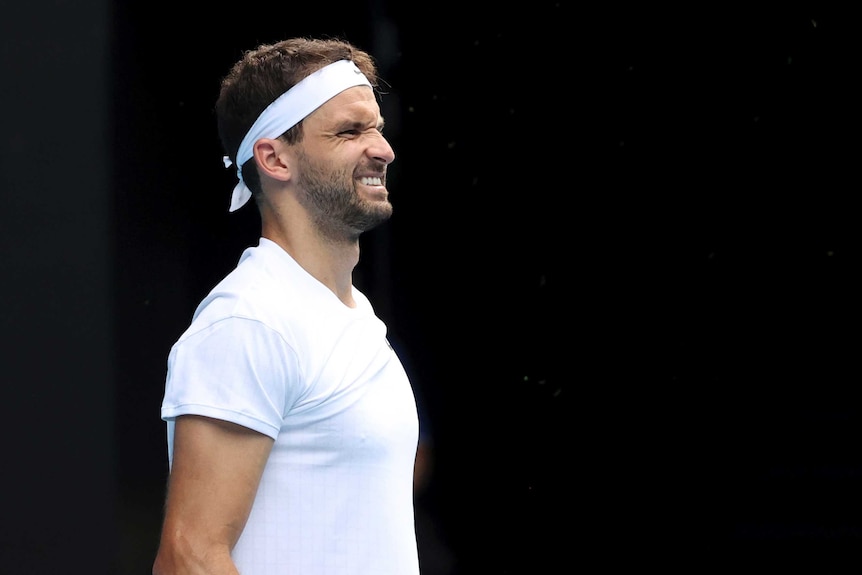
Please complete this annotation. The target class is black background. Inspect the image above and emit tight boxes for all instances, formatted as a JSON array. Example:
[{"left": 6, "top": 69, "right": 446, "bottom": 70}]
[{"left": 2, "top": 2, "right": 860, "bottom": 573}]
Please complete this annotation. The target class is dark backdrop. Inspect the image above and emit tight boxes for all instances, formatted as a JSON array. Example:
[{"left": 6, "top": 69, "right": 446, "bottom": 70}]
[{"left": 2, "top": 2, "right": 859, "bottom": 573}]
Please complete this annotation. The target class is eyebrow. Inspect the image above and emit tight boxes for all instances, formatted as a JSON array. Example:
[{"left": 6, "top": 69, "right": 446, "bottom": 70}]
[{"left": 335, "top": 116, "right": 386, "bottom": 131}]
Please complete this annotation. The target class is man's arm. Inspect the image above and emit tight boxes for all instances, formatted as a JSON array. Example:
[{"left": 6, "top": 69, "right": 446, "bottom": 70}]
[{"left": 152, "top": 415, "right": 274, "bottom": 575}]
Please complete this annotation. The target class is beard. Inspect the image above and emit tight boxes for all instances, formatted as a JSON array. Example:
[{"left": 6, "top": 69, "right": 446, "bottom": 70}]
[{"left": 294, "top": 148, "right": 393, "bottom": 241}]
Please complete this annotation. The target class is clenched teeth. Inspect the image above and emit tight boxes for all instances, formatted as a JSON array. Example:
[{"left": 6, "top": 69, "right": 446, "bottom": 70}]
[{"left": 360, "top": 177, "right": 383, "bottom": 186}]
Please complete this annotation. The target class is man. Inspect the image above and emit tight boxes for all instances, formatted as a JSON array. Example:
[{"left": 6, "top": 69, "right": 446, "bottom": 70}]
[{"left": 152, "top": 37, "right": 420, "bottom": 575}]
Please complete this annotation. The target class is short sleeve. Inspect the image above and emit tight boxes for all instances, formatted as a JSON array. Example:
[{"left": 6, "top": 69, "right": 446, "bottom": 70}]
[{"left": 161, "top": 316, "right": 301, "bottom": 440}]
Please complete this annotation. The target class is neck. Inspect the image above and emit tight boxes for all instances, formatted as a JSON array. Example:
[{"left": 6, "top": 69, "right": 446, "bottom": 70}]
[{"left": 262, "top": 214, "right": 361, "bottom": 307}]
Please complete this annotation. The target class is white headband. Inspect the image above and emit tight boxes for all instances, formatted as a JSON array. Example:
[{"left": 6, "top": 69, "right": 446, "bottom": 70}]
[{"left": 223, "top": 59, "right": 373, "bottom": 212}]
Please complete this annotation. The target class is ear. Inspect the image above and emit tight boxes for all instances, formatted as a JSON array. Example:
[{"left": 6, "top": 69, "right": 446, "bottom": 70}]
[{"left": 252, "top": 138, "right": 291, "bottom": 183}]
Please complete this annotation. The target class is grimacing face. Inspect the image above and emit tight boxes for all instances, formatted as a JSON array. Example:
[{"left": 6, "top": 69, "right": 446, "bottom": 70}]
[
  {"left": 291, "top": 86, "right": 395, "bottom": 239},
  {"left": 294, "top": 144, "right": 393, "bottom": 238}
]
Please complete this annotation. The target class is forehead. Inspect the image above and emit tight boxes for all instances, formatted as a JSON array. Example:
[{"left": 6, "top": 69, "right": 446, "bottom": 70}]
[{"left": 306, "top": 85, "right": 380, "bottom": 125}]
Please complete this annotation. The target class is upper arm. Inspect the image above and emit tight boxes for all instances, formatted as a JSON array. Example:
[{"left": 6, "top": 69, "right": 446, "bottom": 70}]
[{"left": 153, "top": 415, "right": 274, "bottom": 574}]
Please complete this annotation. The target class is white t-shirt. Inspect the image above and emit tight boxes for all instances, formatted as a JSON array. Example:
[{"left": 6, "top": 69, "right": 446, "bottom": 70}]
[{"left": 161, "top": 238, "right": 420, "bottom": 575}]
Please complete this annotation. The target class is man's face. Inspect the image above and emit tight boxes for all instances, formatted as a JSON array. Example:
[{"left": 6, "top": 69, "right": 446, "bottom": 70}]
[{"left": 294, "top": 86, "right": 395, "bottom": 239}]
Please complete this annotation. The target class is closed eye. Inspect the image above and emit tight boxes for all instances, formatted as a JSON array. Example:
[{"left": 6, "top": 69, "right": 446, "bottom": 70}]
[
  {"left": 337, "top": 117, "right": 385, "bottom": 138},
  {"left": 338, "top": 126, "right": 384, "bottom": 139}
]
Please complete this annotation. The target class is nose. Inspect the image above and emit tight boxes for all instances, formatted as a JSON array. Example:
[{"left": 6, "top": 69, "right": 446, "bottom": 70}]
[{"left": 367, "top": 131, "right": 395, "bottom": 165}]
